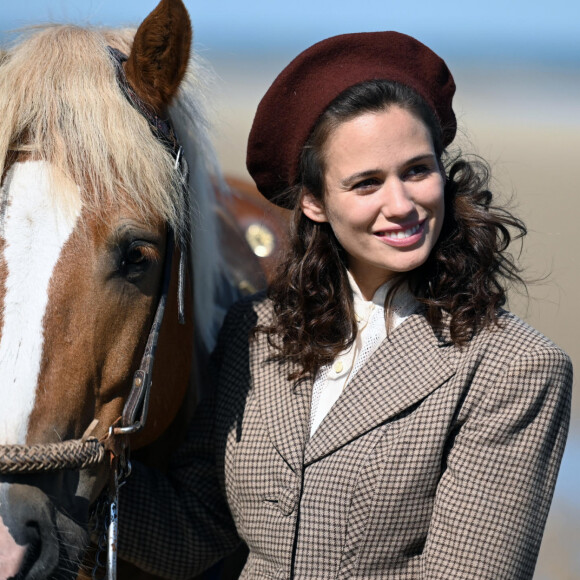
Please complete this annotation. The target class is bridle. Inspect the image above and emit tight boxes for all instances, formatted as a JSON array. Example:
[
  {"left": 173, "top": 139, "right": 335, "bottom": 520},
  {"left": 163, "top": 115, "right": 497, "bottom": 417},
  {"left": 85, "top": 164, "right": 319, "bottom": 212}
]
[{"left": 0, "top": 47, "right": 189, "bottom": 580}]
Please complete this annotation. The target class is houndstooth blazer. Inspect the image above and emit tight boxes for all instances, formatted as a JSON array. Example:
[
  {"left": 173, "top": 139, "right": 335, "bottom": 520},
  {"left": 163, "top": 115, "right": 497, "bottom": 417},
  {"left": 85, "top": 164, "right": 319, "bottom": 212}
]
[{"left": 119, "top": 293, "right": 573, "bottom": 580}]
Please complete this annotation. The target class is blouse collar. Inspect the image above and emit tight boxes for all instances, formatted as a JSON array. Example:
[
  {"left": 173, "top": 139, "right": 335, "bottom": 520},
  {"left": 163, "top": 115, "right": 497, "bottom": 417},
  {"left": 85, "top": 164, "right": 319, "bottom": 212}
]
[{"left": 347, "top": 271, "right": 418, "bottom": 330}]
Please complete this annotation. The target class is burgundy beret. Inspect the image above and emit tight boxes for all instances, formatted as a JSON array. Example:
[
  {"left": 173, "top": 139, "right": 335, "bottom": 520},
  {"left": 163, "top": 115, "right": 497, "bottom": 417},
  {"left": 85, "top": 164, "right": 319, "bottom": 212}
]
[{"left": 247, "top": 31, "right": 456, "bottom": 206}]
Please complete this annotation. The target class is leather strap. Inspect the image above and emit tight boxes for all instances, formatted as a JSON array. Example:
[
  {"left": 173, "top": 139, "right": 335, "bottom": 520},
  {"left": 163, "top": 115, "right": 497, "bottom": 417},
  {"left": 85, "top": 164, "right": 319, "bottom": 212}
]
[
  {"left": 107, "top": 46, "right": 189, "bottom": 436},
  {"left": 118, "top": 228, "right": 176, "bottom": 434}
]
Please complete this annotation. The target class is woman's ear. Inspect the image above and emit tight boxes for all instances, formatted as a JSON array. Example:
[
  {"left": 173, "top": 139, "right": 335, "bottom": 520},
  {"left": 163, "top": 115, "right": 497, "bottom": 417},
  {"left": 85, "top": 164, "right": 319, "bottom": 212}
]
[{"left": 300, "top": 190, "right": 328, "bottom": 223}]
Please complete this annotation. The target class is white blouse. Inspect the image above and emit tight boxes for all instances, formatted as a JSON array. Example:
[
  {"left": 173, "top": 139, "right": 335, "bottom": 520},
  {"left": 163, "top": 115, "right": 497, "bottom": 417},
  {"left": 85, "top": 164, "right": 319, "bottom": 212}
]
[{"left": 309, "top": 273, "right": 418, "bottom": 436}]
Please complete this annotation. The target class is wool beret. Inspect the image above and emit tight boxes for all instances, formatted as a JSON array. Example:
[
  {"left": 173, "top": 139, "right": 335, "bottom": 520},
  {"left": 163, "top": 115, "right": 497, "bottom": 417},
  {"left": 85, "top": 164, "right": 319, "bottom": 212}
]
[{"left": 247, "top": 31, "right": 456, "bottom": 206}]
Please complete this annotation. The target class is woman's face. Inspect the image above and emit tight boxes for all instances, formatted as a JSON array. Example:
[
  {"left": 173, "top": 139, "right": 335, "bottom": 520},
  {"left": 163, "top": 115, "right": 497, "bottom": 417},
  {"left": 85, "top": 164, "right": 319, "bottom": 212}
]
[{"left": 301, "top": 106, "right": 445, "bottom": 299}]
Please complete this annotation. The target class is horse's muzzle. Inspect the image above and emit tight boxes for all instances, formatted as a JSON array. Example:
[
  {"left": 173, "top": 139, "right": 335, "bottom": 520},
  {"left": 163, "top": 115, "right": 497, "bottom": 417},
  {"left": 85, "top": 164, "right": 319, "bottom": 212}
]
[{"left": 0, "top": 480, "right": 90, "bottom": 580}]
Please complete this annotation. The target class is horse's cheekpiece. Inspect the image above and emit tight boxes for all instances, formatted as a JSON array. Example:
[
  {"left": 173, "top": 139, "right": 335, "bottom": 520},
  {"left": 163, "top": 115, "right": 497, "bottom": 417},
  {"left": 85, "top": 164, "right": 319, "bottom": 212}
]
[{"left": 106, "top": 44, "right": 190, "bottom": 438}]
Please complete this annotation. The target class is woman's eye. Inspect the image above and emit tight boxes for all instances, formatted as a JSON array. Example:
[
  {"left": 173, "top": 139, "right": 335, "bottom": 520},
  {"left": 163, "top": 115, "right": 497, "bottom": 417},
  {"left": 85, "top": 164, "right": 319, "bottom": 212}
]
[
  {"left": 406, "top": 164, "right": 431, "bottom": 178},
  {"left": 353, "top": 177, "right": 380, "bottom": 189}
]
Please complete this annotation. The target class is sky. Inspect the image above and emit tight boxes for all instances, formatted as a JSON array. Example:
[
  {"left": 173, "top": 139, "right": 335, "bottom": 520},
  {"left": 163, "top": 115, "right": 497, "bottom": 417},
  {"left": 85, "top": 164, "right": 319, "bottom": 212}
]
[{"left": 2, "top": 0, "right": 579, "bottom": 66}]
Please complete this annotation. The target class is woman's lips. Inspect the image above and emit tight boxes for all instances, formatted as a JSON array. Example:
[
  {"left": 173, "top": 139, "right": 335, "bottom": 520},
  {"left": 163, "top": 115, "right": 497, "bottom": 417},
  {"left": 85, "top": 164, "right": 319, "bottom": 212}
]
[{"left": 374, "top": 220, "right": 426, "bottom": 247}]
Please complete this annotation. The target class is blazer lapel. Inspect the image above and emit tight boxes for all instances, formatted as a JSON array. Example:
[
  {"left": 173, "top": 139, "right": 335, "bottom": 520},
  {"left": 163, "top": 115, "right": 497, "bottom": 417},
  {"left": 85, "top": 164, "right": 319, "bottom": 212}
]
[
  {"left": 304, "top": 313, "right": 455, "bottom": 465},
  {"left": 252, "top": 330, "right": 313, "bottom": 475}
]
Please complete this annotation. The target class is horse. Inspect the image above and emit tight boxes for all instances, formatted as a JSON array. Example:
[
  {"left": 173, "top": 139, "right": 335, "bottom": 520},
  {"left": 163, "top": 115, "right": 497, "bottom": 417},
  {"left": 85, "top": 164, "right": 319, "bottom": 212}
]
[{"left": 0, "top": 1, "right": 288, "bottom": 578}]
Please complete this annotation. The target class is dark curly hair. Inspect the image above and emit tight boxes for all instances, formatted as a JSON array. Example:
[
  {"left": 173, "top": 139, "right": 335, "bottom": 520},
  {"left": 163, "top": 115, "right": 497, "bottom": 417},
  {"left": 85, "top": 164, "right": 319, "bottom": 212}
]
[{"left": 259, "top": 80, "right": 526, "bottom": 380}]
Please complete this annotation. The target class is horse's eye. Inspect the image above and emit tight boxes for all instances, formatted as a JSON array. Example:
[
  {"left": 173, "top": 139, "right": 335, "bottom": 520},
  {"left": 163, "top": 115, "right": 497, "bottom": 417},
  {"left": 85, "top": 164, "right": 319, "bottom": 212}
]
[
  {"left": 126, "top": 244, "right": 147, "bottom": 265},
  {"left": 119, "top": 241, "right": 158, "bottom": 280}
]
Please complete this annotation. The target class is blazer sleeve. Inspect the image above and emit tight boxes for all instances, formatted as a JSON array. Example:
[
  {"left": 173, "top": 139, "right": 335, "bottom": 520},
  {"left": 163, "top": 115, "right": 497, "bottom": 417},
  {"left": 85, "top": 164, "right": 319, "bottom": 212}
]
[
  {"left": 422, "top": 344, "right": 573, "bottom": 579},
  {"left": 117, "top": 303, "right": 246, "bottom": 579}
]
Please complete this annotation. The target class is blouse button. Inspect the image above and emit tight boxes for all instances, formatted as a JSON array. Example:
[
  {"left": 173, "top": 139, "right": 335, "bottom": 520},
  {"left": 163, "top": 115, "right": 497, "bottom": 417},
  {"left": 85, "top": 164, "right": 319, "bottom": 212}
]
[{"left": 333, "top": 360, "right": 344, "bottom": 373}]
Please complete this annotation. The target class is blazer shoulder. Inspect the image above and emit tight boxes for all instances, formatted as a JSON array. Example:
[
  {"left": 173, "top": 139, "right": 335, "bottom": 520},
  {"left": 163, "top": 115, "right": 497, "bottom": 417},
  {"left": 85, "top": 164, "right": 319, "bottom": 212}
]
[
  {"left": 212, "top": 291, "right": 275, "bottom": 357},
  {"left": 221, "top": 290, "right": 271, "bottom": 326},
  {"left": 474, "top": 310, "right": 570, "bottom": 360},
  {"left": 448, "top": 312, "right": 573, "bottom": 434},
  {"left": 458, "top": 311, "right": 574, "bottom": 395}
]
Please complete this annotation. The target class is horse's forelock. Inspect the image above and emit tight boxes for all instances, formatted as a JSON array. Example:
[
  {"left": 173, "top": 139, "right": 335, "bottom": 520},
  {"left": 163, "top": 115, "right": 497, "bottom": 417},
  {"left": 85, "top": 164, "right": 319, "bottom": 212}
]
[{"left": 0, "top": 25, "right": 183, "bottom": 234}]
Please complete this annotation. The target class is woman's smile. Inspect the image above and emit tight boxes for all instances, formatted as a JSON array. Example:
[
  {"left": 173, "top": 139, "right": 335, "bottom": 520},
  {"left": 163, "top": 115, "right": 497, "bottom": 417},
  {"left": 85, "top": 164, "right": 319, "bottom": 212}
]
[{"left": 374, "top": 219, "right": 426, "bottom": 246}]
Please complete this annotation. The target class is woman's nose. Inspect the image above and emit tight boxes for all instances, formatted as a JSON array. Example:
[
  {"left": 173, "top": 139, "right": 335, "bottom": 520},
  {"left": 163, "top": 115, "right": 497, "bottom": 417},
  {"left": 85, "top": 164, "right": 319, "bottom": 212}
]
[{"left": 380, "top": 179, "right": 415, "bottom": 218}]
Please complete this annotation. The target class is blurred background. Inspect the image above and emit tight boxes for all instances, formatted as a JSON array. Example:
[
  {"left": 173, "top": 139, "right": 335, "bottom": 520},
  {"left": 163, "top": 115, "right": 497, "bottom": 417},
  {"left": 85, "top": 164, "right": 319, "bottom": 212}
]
[{"left": 2, "top": 1, "right": 578, "bottom": 577}]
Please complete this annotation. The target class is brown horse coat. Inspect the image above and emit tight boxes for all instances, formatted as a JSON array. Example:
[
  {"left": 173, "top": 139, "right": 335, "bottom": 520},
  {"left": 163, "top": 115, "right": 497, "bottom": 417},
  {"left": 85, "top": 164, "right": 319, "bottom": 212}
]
[{"left": 118, "top": 293, "right": 572, "bottom": 579}]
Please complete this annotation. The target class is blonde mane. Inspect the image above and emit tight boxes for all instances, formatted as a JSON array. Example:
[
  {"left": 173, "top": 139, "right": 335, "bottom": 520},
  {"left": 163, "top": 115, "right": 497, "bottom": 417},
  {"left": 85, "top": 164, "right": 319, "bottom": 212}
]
[{"left": 0, "top": 25, "right": 226, "bottom": 352}]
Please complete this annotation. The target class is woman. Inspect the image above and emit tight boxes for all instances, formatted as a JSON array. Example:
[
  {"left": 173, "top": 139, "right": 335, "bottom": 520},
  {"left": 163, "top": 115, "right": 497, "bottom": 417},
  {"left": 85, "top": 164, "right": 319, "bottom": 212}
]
[{"left": 119, "top": 32, "right": 572, "bottom": 579}]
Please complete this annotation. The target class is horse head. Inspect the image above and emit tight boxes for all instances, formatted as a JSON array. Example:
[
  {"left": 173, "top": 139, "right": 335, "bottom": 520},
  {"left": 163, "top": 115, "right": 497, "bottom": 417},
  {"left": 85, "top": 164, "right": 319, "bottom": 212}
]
[{"left": 0, "top": 1, "right": 231, "bottom": 577}]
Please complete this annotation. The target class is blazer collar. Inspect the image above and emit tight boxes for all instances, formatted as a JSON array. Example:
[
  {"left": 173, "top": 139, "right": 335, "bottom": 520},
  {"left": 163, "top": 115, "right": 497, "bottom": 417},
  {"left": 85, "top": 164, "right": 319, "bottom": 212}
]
[
  {"left": 253, "top": 309, "right": 455, "bottom": 472},
  {"left": 304, "top": 312, "right": 455, "bottom": 465}
]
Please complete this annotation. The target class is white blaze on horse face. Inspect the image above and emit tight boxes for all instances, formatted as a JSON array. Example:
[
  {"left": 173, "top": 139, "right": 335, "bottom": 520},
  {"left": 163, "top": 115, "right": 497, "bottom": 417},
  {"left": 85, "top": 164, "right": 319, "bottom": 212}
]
[{"left": 0, "top": 161, "right": 81, "bottom": 444}]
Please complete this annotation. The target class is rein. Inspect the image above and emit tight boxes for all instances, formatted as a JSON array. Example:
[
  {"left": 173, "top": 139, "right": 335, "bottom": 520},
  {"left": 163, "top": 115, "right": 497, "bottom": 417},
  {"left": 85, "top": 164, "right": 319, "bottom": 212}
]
[
  {"left": 0, "top": 47, "right": 189, "bottom": 580},
  {"left": 0, "top": 438, "right": 106, "bottom": 474}
]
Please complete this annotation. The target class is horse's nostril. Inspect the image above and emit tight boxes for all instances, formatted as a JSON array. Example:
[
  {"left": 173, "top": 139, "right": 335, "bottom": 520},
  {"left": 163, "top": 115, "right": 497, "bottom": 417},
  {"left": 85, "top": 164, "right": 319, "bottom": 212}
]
[{"left": 10, "top": 522, "right": 41, "bottom": 580}]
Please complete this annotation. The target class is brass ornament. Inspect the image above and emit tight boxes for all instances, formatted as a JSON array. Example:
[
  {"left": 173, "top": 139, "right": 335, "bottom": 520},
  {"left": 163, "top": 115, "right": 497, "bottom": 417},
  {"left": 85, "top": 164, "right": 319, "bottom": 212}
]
[{"left": 245, "top": 223, "right": 275, "bottom": 258}]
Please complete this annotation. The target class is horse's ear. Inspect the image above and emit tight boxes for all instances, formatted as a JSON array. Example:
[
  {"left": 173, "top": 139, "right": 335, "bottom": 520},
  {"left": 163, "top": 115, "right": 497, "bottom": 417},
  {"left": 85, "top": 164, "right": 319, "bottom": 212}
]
[{"left": 124, "top": 0, "right": 192, "bottom": 112}]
